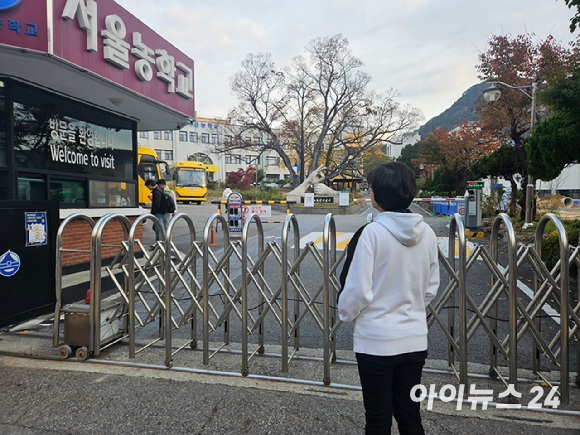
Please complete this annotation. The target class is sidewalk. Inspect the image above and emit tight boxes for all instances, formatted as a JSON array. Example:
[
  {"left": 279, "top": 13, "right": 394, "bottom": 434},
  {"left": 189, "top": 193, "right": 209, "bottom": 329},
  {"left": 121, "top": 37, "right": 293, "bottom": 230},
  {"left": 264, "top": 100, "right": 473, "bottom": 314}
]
[{"left": 0, "top": 326, "right": 578, "bottom": 435}]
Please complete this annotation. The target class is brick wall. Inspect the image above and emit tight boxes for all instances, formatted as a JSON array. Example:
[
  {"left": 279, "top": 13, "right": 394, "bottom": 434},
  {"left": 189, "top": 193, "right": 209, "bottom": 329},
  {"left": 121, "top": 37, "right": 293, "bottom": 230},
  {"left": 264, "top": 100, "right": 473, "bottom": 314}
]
[{"left": 60, "top": 217, "right": 143, "bottom": 266}]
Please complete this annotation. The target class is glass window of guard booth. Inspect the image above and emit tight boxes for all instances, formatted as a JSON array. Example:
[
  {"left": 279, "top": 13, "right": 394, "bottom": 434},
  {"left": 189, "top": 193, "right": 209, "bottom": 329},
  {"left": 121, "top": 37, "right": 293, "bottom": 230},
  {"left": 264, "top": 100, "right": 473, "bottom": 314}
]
[{"left": 9, "top": 82, "right": 136, "bottom": 207}]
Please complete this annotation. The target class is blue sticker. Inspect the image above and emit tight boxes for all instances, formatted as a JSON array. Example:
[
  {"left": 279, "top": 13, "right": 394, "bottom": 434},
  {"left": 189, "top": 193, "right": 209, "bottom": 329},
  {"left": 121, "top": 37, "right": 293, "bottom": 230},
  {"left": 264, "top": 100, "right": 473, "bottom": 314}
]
[
  {"left": 0, "top": 0, "right": 21, "bottom": 11},
  {"left": 0, "top": 250, "right": 21, "bottom": 277}
]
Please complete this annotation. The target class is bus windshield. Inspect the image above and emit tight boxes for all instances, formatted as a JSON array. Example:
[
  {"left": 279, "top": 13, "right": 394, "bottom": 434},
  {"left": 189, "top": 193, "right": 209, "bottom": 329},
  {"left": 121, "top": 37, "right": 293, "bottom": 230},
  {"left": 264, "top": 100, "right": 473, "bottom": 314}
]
[{"left": 176, "top": 168, "right": 206, "bottom": 187}]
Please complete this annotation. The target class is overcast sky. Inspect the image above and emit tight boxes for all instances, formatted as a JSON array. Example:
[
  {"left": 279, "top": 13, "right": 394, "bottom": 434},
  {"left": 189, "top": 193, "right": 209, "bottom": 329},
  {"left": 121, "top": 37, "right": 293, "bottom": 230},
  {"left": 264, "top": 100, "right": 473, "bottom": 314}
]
[{"left": 116, "top": 0, "right": 576, "bottom": 125}]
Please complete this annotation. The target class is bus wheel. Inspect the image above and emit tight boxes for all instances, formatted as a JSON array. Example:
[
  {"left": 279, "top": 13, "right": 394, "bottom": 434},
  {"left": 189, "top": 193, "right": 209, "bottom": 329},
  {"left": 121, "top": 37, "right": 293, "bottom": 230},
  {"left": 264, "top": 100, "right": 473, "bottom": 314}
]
[{"left": 196, "top": 201, "right": 201, "bottom": 205}]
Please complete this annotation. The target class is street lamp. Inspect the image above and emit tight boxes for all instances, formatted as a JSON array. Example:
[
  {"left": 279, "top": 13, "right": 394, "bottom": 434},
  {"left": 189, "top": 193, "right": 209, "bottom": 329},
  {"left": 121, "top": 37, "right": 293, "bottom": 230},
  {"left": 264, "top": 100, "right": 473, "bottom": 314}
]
[{"left": 483, "top": 81, "right": 538, "bottom": 228}]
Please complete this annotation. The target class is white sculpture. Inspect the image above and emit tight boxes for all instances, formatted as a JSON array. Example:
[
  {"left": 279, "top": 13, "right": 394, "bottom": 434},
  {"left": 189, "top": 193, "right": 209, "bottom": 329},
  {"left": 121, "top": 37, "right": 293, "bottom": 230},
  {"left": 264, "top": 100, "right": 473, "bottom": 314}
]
[{"left": 285, "top": 165, "right": 339, "bottom": 202}]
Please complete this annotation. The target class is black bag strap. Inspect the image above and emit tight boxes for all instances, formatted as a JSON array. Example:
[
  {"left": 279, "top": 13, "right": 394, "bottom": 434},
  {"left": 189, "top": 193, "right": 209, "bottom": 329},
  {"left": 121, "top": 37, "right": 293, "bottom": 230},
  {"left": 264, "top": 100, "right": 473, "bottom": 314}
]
[{"left": 337, "top": 223, "right": 369, "bottom": 302}]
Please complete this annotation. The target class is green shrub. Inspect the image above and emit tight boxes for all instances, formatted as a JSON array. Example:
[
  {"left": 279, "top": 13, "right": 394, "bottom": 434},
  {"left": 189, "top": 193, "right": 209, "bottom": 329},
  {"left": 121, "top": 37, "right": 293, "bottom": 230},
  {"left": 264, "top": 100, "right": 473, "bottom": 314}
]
[
  {"left": 539, "top": 219, "right": 580, "bottom": 278},
  {"left": 239, "top": 186, "right": 285, "bottom": 201},
  {"left": 481, "top": 193, "right": 501, "bottom": 218}
]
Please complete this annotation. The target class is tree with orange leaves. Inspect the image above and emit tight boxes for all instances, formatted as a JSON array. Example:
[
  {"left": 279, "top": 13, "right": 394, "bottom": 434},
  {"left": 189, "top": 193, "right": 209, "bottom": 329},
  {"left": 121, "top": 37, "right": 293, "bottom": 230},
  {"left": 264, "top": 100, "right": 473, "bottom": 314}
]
[
  {"left": 475, "top": 33, "right": 573, "bottom": 219},
  {"left": 418, "top": 121, "right": 494, "bottom": 196}
]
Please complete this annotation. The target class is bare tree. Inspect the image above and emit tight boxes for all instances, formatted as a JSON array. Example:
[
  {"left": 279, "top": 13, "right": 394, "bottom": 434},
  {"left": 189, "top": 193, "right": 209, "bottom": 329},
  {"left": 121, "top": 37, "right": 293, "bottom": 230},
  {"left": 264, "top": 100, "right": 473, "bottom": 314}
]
[
  {"left": 218, "top": 34, "right": 422, "bottom": 186},
  {"left": 543, "top": 171, "right": 569, "bottom": 195}
]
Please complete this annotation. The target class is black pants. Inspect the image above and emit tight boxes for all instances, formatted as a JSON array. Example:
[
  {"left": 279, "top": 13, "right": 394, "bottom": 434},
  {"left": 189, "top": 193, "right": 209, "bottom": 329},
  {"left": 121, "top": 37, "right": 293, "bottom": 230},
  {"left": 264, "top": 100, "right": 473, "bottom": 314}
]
[{"left": 356, "top": 350, "right": 427, "bottom": 435}]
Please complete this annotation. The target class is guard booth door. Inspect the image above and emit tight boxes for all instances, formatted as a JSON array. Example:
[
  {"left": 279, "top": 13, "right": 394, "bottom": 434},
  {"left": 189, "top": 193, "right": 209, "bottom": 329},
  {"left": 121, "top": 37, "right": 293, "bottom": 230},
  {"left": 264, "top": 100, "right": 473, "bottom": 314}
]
[{"left": 0, "top": 201, "right": 59, "bottom": 328}]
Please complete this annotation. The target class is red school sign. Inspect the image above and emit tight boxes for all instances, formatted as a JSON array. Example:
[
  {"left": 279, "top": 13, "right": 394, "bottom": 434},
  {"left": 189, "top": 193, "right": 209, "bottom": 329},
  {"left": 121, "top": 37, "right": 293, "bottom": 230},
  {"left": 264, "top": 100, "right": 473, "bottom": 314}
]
[{"left": 0, "top": 0, "right": 195, "bottom": 119}]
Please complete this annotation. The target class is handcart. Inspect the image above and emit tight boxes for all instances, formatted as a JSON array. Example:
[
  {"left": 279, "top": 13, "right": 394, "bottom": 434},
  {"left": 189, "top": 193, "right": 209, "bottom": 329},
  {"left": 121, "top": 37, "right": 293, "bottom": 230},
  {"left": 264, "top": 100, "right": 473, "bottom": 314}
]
[{"left": 55, "top": 299, "right": 126, "bottom": 361}]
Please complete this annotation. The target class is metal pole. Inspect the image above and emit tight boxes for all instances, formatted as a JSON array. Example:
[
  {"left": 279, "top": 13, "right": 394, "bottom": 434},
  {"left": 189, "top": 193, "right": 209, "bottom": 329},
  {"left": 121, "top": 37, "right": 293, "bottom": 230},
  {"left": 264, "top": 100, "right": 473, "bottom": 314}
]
[
  {"left": 241, "top": 213, "right": 264, "bottom": 376},
  {"left": 202, "top": 213, "right": 229, "bottom": 365},
  {"left": 535, "top": 214, "right": 570, "bottom": 404},
  {"left": 491, "top": 214, "right": 518, "bottom": 395},
  {"left": 281, "top": 214, "right": 299, "bottom": 373},
  {"left": 450, "top": 214, "right": 468, "bottom": 390},
  {"left": 523, "top": 82, "right": 537, "bottom": 228}
]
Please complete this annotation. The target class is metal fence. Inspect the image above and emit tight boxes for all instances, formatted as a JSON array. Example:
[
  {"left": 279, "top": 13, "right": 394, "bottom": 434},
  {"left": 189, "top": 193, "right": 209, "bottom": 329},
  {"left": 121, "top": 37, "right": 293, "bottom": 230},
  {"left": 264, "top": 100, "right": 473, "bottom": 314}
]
[{"left": 53, "top": 211, "right": 579, "bottom": 404}]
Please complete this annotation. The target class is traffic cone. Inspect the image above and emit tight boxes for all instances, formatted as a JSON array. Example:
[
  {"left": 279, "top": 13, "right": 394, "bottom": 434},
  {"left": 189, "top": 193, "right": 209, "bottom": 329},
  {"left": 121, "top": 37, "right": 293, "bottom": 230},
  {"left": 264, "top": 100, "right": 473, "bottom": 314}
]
[
  {"left": 210, "top": 223, "right": 217, "bottom": 246},
  {"left": 85, "top": 289, "right": 90, "bottom": 304}
]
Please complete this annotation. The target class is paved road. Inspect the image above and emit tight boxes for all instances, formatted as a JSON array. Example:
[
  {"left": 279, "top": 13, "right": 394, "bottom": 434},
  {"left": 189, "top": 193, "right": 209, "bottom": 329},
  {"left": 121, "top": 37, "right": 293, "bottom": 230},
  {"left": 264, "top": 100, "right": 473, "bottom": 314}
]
[{"left": 0, "top": 351, "right": 578, "bottom": 435}]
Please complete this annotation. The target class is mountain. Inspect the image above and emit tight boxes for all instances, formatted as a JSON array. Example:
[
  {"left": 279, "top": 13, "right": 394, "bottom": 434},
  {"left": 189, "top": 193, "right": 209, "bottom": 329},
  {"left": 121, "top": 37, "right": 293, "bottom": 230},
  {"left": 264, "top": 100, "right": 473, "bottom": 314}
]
[{"left": 418, "top": 82, "right": 489, "bottom": 138}]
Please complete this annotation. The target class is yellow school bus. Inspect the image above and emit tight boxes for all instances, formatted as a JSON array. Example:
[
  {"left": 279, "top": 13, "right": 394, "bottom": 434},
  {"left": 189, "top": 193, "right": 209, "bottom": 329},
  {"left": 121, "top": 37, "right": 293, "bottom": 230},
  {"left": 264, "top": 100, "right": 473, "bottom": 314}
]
[
  {"left": 165, "top": 160, "right": 214, "bottom": 204},
  {"left": 137, "top": 147, "right": 168, "bottom": 206}
]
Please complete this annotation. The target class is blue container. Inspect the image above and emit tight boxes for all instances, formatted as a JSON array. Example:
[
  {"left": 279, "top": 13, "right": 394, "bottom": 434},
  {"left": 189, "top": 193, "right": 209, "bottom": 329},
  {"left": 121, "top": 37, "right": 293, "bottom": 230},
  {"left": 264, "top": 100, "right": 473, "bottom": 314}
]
[{"left": 448, "top": 201, "right": 457, "bottom": 214}]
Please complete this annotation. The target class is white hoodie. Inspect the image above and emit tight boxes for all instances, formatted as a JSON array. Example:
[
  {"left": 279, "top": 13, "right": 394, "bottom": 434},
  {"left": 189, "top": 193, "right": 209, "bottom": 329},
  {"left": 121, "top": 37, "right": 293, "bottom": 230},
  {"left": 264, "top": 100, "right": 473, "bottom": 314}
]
[{"left": 338, "top": 211, "right": 440, "bottom": 356}]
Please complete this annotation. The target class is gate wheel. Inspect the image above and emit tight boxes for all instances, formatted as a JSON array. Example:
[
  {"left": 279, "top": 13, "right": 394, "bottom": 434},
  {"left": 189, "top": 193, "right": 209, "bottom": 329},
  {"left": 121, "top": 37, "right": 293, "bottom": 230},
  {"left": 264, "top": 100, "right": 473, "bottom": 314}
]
[
  {"left": 57, "top": 345, "right": 72, "bottom": 359},
  {"left": 75, "top": 347, "right": 89, "bottom": 361}
]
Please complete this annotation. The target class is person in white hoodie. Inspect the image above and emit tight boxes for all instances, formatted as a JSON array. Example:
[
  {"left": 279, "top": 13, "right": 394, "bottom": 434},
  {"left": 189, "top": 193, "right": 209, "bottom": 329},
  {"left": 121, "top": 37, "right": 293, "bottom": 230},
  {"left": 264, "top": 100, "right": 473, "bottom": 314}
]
[{"left": 338, "top": 162, "right": 440, "bottom": 435}]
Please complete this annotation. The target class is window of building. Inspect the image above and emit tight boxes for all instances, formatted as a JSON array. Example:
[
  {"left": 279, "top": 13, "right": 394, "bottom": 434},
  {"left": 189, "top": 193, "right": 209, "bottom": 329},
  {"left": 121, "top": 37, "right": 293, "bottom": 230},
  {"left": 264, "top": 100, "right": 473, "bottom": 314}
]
[
  {"left": 0, "top": 172, "right": 7, "bottom": 200},
  {"left": 190, "top": 132, "right": 198, "bottom": 142},
  {"left": 225, "top": 154, "right": 241, "bottom": 164},
  {"left": 224, "top": 135, "right": 232, "bottom": 143},
  {"left": 189, "top": 153, "right": 213, "bottom": 165},
  {"left": 266, "top": 156, "right": 278, "bottom": 166},
  {"left": 179, "top": 131, "right": 188, "bottom": 142},
  {"left": 201, "top": 133, "right": 209, "bottom": 143},
  {"left": 89, "top": 180, "right": 136, "bottom": 207},
  {"left": 253, "top": 137, "right": 260, "bottom": 144},
  {"left": 246, "top": 155, "right": 258, "bottom": 164},
  {"left": 211, "top": 134, "right": 218, "bottom": 144},
  {"left": 139, "top": 131, "right": 149, "bottom": 139},
  {"left": 18, "top": 174, "right": 46, "bottom": 201},
  {"left": 164, "top": 131, "right": 173, "bottom": 141},
  {"left": 164, "top": 150, "right": 173, "bottom": 160},
  {"left": 50, "top": 179, "right": 85, "bottom": 204},
  {"left": 154, "top": 131, "right": 162, "bottom": 140},
  {"left": 0, "top": 81, "right": 5, "bottom": 168},
  {"left": 9, "top": 81, "right": 135, "bottom": 207},
  {"left": 155, "top": 149, "right": 163, "bottom": 159},
  {"left": 0, "top": 85, "right": 4, "bottom": 200},
  {"left": 244, "top": 136, "right": 251, "bottom": 143}
]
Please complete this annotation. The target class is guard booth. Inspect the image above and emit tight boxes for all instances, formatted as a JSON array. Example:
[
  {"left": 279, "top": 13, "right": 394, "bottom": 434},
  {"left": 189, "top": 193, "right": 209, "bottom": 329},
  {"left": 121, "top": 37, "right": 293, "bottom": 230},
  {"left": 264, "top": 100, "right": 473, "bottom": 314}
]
[
  {"left": 464, "top": 181, "right": 484, "bottom": 229},
  {"left": 0, "top": 201, "right": 59, "bottom": 328},
  {"left": 226, "top": 192, "right": 243, "bottom": 236}
]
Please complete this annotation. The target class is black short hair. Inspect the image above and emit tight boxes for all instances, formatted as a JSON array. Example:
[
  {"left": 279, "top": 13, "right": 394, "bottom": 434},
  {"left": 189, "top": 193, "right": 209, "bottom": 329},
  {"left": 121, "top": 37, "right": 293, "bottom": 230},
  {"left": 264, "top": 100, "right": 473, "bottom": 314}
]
[
  {"left": 145, "top": 179, "right": 157, "bottom": 187},
  {"left": 366, "top": 162, "right": 417, "bottom": 211},
  {"left": 157, "top": 179, "right": 166, "bottom": 185}
]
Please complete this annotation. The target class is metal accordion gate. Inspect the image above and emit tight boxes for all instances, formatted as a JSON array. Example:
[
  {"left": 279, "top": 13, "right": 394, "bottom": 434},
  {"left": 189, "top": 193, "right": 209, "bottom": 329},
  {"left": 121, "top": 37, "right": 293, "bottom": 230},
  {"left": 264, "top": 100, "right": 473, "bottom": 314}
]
[{"left": 54, "top": 211, "right": 579, "bottom": 405}]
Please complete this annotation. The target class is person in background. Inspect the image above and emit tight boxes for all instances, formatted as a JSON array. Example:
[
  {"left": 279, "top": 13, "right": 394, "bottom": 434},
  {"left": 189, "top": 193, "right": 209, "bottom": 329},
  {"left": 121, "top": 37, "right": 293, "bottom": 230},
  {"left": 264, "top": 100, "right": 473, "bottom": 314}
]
[
  {"left": 157, "top": 178, "right": 177, "bottom": 225},
  {"left": 145, "top": 179, "right": 165, "bottom": 250},
  {"left": 338, "top": 162, "right": 440, "bottom": 435},
  {"left": 222, "top": 185, "right": 232, "bottom": 213},
  {"left": 222, "top": 185, "right": 232, "bottom": 201}
]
